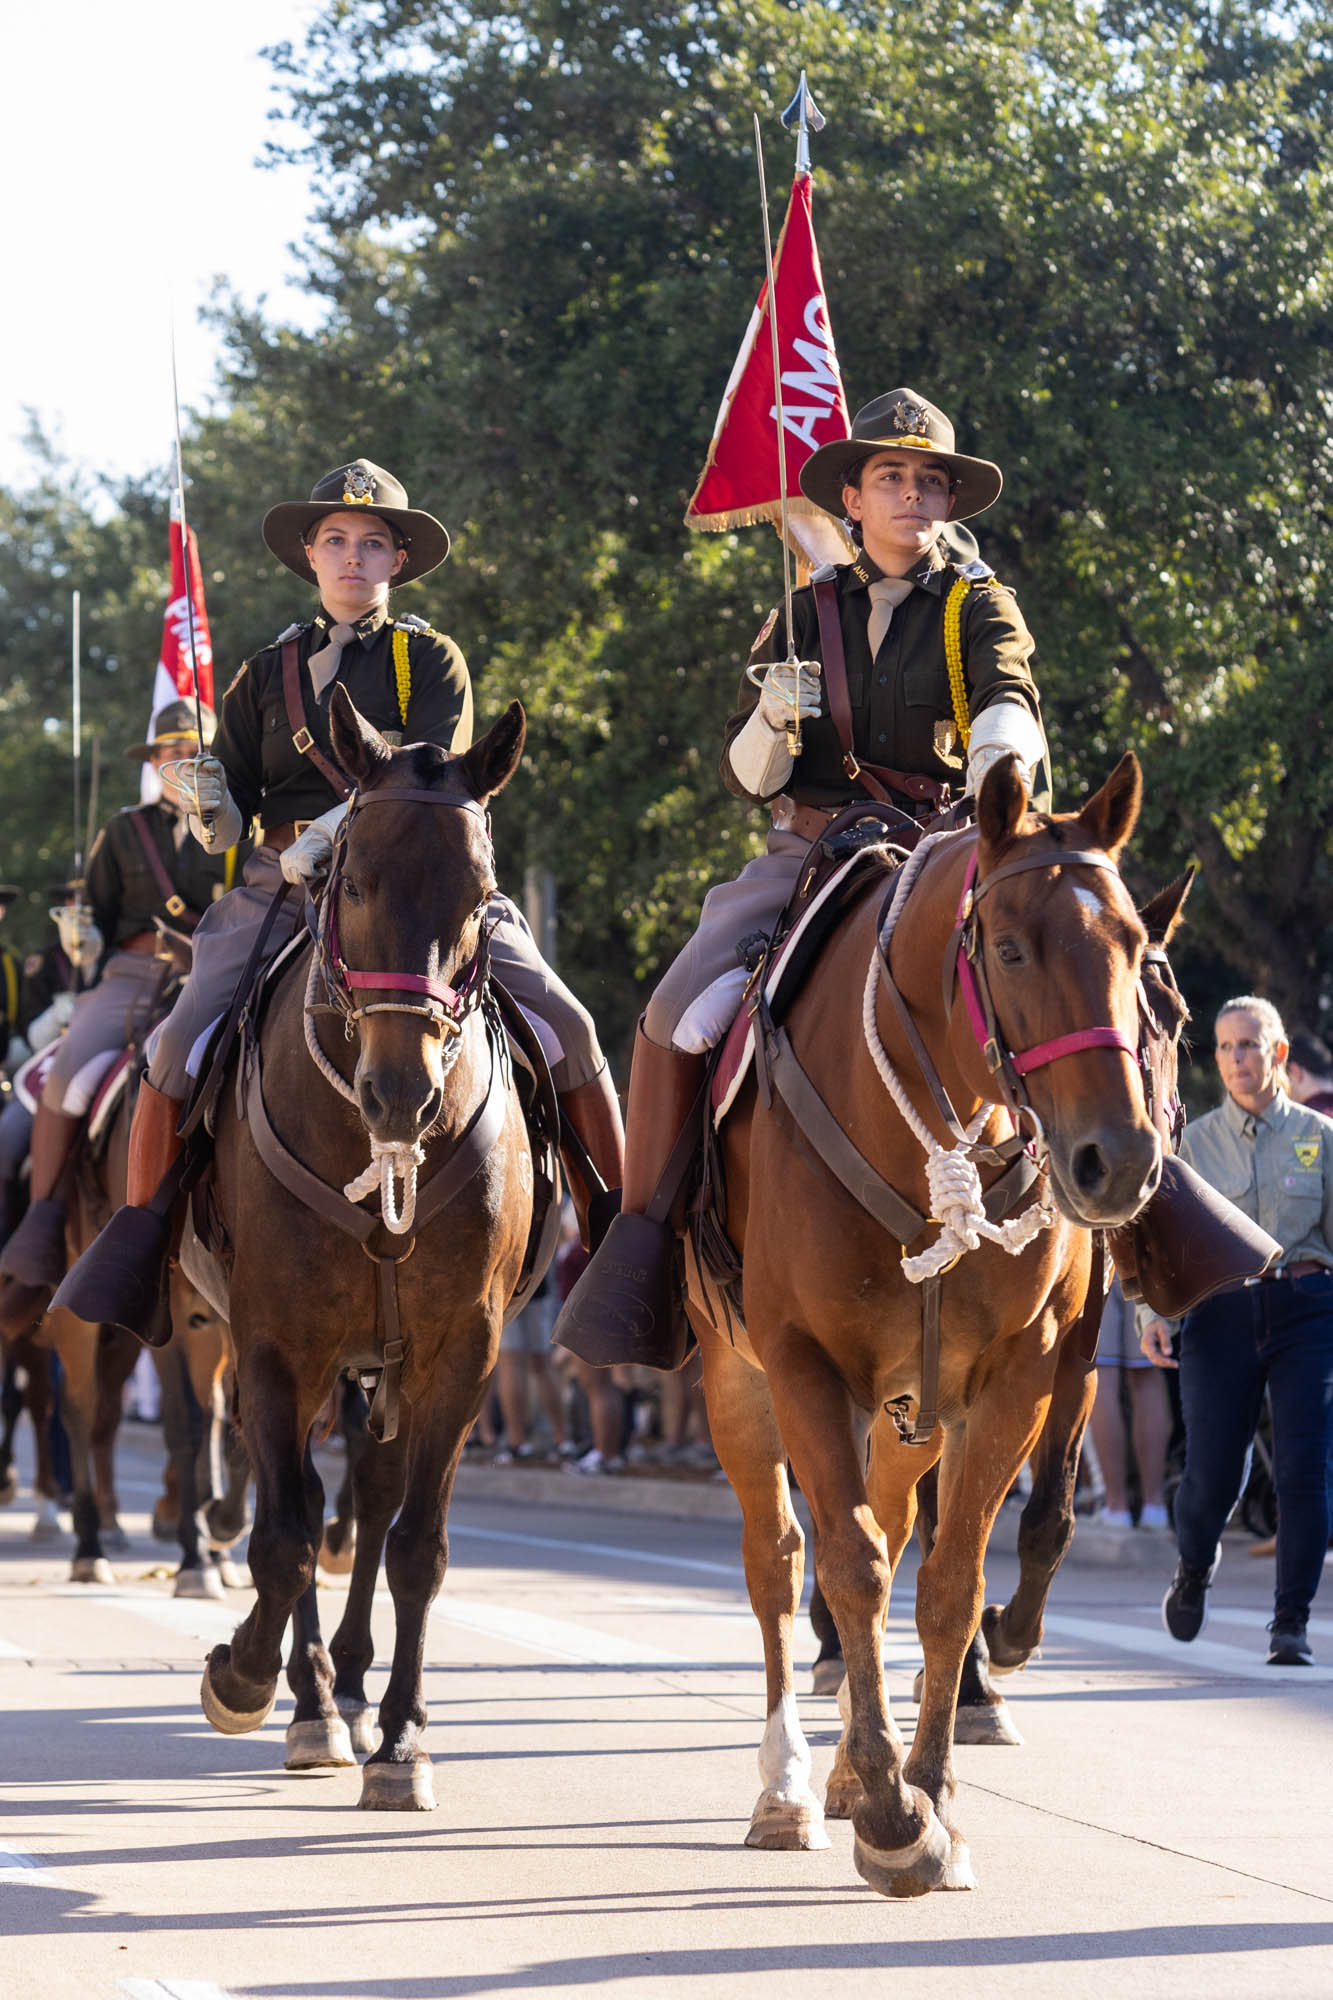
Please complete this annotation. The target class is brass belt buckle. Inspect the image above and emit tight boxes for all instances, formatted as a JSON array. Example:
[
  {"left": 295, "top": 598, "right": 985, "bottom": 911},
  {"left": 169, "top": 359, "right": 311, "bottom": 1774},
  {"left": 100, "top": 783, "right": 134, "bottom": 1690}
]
[
  {"left": 293, "top": 727, "right": 314, "bottom": 754},
  {"left": 165, "top": 893, "right": 187, "bottom": 919},
  {"left": 771, "top": 793, "right": 797, "bottom": 832},
  {"left": 294, "top": 821, "right": 312, "bottom": 837}
]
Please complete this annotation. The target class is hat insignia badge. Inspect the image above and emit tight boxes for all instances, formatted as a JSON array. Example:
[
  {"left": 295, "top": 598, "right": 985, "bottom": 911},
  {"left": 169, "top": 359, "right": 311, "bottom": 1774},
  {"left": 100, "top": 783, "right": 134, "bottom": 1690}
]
[
  {"left": 342, "top": 467, "right": 377, "bottom": 505},
  {"left": 891, "top": 400, "right": 931, "bottom": 437}
]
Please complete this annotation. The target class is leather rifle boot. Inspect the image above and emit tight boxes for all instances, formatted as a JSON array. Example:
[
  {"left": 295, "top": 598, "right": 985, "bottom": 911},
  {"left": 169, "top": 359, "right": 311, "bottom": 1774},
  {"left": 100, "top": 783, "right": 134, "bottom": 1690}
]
[
  {"left": 1106, "top": 1153, "right": 1281, "bottom": 1319},
  {"left": 557, "top": 1066, "right": 627, "bottom": 1253},
  {"left": 553, "top": 1020, "right": 704, "bottom": 1372},
  {"left": 50, "top": 1080, "right": 185, "bottom": 1345},
  {"left": 0, "top": 1105, "right": 83, "bottom": 1335}
]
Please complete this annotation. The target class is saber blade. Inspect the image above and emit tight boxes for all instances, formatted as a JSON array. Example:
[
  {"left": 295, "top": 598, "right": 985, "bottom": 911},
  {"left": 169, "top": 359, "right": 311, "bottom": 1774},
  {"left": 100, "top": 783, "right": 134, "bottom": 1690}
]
[{"left": 170, "top": 316, "right": 213, "bottom": 838}]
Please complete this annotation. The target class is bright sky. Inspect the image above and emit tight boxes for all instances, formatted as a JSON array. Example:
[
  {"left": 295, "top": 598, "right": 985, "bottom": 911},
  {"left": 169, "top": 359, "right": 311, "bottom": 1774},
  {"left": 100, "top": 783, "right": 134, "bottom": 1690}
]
[{"left": 13, "top": 0, "right": 327, "bottom": 495}]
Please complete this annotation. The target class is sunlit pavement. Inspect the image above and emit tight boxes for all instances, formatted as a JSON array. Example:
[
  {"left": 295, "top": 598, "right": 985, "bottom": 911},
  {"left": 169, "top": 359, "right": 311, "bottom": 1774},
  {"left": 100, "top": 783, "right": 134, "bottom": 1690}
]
[{"left": 1, "top": 1423, "right": 1330, "bottom": 2000}]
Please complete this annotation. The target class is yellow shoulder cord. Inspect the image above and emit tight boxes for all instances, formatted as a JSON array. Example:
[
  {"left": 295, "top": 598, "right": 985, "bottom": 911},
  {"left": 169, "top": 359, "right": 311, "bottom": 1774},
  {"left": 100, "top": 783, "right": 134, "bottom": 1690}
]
[
  {"left": 943, "top": 578, "right": 976, "bottom": 750},
  {"left": 2, "top": 950, "right": 16, "bottom": 1028},
  {"left": 392, "top": 628, "right": 412, "bottom": 727},
  {"left": 224, "top": 845, "right": 238, "bottom": 893}
]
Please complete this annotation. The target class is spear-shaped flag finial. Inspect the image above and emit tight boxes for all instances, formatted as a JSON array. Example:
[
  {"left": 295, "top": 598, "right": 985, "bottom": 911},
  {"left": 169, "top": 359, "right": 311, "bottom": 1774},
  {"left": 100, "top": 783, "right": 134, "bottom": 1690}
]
[{"left": 781, "top": 71, "right": 825, "bottom": 175}]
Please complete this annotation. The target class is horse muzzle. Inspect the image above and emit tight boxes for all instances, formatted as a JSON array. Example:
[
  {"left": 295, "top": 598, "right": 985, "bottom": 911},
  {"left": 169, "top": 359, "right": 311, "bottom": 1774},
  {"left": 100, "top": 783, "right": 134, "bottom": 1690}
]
[{"left": 1045, "top": 1120, "right": 1162, "bottom": 1229}]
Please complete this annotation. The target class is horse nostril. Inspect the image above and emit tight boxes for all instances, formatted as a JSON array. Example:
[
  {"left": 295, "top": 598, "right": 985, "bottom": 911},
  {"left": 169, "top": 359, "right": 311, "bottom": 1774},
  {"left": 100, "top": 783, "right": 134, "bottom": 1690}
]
[
  {"left": 358, "top": 1076, "right": 386, "bottom": 1126},
  {"left": 1072, "top": 1142, "right": 1110, "bottom": 1196},
  {"left": 420, "top": 1086, "right": 444, "bottom": 1132}
]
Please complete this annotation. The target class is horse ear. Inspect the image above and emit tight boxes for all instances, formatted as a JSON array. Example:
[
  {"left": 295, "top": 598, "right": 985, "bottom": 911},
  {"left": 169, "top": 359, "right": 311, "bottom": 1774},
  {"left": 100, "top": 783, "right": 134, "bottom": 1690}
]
[
  {"left": 456, "top": 701, "right": 526, "bottom": 803},
  {"left": 328, "top": 685, "right": 393, "bottom": 787},
  {"left": 1077, "top": 752, "right": 1142, "bottom": 857},
  {"left": 975, "top": 753, "right": 1030, "bottom": 851},
  {"left": 1140, "top": 865, "right": 1196, "bottom": 946}
]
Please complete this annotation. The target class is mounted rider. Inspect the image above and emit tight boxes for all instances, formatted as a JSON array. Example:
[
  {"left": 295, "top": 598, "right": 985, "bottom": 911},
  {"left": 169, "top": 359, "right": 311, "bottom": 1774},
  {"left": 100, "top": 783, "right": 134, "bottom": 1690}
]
[
  {"left": 0, "top": 706, "right": 247, "bottom": 1330},
  {"left": 559, "top": 389, "right": 1050, "bottom": 1369},
  {"left": 64, "top": 459, "right": 624, "bottom": 1332}
]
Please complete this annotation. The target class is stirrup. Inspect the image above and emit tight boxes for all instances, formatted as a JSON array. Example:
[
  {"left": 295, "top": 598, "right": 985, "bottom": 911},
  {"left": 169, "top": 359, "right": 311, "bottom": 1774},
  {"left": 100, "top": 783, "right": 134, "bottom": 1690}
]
[
  {"left": 51, "top": 1207, "right": 173, "bottom": 1345},
  {"left": 553, "top": 1211, "right": 691, "bottom": 1371}
]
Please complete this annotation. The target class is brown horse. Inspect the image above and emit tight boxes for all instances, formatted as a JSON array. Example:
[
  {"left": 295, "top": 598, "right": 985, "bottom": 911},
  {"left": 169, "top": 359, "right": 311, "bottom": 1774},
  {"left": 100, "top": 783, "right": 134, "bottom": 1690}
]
[
  {"left": 687, "top": 752, "right": 1173, "bottom": 1896},
  {"left": 184, "top": 690, "right": 533, "bottom": 1807}
]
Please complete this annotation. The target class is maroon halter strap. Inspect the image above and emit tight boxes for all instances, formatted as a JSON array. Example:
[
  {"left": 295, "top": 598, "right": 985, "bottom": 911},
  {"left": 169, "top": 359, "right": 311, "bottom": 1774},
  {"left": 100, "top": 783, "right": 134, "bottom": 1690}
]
[{"left": 953, "top": 850, "right": 1139, "bottom": 1079}]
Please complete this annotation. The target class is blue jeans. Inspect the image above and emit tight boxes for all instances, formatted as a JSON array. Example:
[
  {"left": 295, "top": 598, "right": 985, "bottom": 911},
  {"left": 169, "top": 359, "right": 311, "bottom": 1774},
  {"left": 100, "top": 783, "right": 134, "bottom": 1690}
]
[{"left": 1175, "top": 1270, "right": 1333, "bottom": 1621}]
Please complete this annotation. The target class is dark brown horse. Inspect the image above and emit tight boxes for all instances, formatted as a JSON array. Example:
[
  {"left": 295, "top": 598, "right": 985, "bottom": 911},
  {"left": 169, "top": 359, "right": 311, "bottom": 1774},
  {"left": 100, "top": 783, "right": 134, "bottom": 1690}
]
[
  {"left": 184, "top": 690, "right": 533, "bottom": 1807},
  {"left": 686, "top": 752, "right": 1174, "bottom": 1896}
]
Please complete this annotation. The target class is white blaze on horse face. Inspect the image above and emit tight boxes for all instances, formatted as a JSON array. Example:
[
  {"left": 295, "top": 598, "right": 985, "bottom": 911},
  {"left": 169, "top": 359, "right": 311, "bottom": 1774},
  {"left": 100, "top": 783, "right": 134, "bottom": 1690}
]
[
  {"left": 1071, "top": 883, "right": 1104, "bottom": 924},
  {"left": 757, "top": 1690, "right": 813, "bottom": 1800}
]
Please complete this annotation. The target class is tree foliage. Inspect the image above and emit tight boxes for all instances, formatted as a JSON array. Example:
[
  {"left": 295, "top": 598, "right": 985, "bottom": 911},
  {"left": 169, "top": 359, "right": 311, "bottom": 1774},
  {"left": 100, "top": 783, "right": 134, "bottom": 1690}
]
[{"left": 5, "top": 0, "right": 1333, "bottom": 1065}]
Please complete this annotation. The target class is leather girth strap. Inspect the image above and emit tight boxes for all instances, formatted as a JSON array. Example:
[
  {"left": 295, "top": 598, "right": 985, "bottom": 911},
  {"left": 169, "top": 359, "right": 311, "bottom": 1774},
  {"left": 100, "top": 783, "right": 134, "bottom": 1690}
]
[
  {"left": 810, "top": 575, "right": 949, "bottom": 809},
  {"left": 752, "top": 1005, "right": 1038, "bottom": 1445},
  {"left": 244, "top": 1020, "right": 509, "bottom": 1442},
  {"left": 282, "top": 640, "right": 352, "bottom": 801}
]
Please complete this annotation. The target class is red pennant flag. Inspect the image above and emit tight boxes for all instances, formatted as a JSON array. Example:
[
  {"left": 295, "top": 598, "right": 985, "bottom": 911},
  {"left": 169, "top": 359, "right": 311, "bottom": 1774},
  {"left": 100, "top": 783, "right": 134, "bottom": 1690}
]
[
  {"left": 686, "top": 174, "right": 853, "bottom": 568},
  {"left": 141, "top": 496, "right": 215, "bottom": 800}
]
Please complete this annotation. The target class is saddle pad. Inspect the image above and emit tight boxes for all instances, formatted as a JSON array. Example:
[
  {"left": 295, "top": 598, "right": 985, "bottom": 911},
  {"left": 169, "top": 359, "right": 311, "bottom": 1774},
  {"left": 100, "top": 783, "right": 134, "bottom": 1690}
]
[
  {"left": 13, "top": 1044, "right": 59, "bottom": 1117},
  {"left": 87, "top": 1049, "right": 134, "bottom": 1150},
  {"left": 711, "top": 851, "right": 872, "bottom": 1126}
]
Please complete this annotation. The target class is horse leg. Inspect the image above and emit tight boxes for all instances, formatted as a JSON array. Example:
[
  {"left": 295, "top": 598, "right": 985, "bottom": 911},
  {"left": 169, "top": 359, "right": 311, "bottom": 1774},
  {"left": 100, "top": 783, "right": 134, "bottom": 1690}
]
[
  {"left": 0, "top": 1350, "right": 23, "bottom": 1502},
  {"left": 360, "top": 1364, "right": 491, "bottom": 1812},
  {"left": 983, "top": 1331, "right": 1099, "bottom": 1675},
  {"left": 807, "top": 1555, "right": 845, "bottom": 1696},
  {"left": 911, "top": 1459, "right": 1023, "bottom": 1747},
  {"left": 283, "top": 1495, "right": 357, "bottom": 1772},
  {"left": 25, "top": 1345, "right": 64, "bottom": 1540},
  {"left": 91, "top": 1328, "right": 137, "bottom": 1554},
  {"left": 771, "top": 1344, "right": 948, "bottom": 1898},
  {"left": 698, "top": 1327, "right": 827, "bottom": 1852},
  {"left": 156, "top": 1344, "right": 219, "bottom": 1599},
  {"left": 321, "top": 1376, "right": 369, "bottom": 1575},
  {"left": 46, "top": 1315, "right": 111, "bottom": 1583},
  {"left": 200, "top": 1345, "right": 319, "bottom": 1737},
  {"left": 329, "top": 1420, "right": 409, "bottom": 1756},
  {"left": 906, "top": 1371, "right": 1052, "bottom": 1890}
]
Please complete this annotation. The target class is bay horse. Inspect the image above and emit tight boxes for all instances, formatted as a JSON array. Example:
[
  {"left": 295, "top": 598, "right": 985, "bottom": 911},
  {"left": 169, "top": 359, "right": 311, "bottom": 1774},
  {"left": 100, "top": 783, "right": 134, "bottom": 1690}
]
[
  {"left": 687, "top": 751, "right": 1174, "bottom": 1896},
  {"left": 183, "top": 690, "right": 533, "bottom": 1808}
]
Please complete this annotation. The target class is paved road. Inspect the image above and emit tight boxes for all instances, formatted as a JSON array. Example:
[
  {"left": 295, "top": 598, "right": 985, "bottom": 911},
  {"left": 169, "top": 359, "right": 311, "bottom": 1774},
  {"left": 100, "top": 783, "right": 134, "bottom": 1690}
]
[{"left": 1, "top": 1425, "right": 1331, "bottom": 2000}]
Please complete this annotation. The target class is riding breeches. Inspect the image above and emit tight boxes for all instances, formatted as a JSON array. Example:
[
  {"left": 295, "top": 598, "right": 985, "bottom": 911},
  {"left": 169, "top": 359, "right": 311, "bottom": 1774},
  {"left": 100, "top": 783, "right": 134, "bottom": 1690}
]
[
  {"left": 41, "top": 953, "right": 174, "bottom": 1115},
  {"left": 145, "top": 852, "right": 607, "bottom": 1101},
  {"left": 643, "top": 828, "right": 807, "bottom": 1054}
]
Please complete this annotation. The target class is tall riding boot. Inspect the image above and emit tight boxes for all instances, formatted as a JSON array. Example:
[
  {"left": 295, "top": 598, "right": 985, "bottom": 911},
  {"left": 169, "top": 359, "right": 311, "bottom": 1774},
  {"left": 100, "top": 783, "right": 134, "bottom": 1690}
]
[
  {"left": 557, "top": 1066, "right": 626, "bottom": 1252},
  {"left": 554, "top": 1020, "right": 705, "bottom": 1371},
  {"left": 1106, "top": 1153, "right": 1281, "bottom": 1318},
  {"left": 50, "top": 1081, "right": 185, "bottom": 1345},
  {"left": 0, "top": 1104, "right": 82, "bottom": 1302}
]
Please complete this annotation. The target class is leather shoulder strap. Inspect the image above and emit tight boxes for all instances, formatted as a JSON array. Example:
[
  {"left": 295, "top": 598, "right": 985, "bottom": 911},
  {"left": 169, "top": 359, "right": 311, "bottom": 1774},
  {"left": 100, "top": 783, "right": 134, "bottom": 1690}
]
[
  {"left": 126, "top": 808, "right": 189, "bottom": 921},
  {"left": 811, "top": 575, "right": 893, "bottom": 807},
  {"left": 282, "top": 640, "right": 351, "bottom": 801}
]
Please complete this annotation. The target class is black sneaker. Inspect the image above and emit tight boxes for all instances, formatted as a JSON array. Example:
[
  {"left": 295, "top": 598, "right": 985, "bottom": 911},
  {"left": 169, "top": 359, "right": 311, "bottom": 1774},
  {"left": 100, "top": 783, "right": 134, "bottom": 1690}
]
[
  {"left": 1267, "top": 1618, "right": 1314, "bottom": 1666},
  {"left": 1161, "top": 1548, "right": 1220, "bottom": 1642}
]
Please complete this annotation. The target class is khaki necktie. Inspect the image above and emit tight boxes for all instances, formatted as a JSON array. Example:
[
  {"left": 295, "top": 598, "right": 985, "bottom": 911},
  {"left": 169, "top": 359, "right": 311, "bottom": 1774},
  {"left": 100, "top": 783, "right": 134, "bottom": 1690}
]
[
  {"left": 866, "top": 576, "right": 914, "bottom": 658},
  {"left": 307, "top": 622, "right": 358, "bottom": 700}
]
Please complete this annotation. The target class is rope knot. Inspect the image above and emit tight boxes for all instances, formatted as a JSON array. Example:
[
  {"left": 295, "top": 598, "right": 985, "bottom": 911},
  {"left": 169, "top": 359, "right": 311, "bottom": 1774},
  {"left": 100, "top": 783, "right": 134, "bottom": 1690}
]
[{"left": 344, "top": 1137, "right": 426, "bottom": 1235}]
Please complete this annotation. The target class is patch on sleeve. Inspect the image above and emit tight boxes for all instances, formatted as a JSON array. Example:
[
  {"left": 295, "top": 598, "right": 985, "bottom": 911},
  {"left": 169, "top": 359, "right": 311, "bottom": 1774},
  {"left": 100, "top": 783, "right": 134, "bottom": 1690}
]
[
  {"left": 1294, "top": 1137, "right": 1321, "bottom": 1169},
  {"left": 223, "top": 658, "right": 252, "bottom": 698},
  {"left": 749, "top": 606, "right": 779, "bottom": 655}
]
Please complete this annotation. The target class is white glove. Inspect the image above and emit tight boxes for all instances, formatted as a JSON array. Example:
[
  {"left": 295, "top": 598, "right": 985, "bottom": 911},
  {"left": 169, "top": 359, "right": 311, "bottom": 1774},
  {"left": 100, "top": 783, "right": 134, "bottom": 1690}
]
[
  {"left": 174, "top": 758, "right": 243, "bottom": 850},
  {"left": 965, "top": 700, "right": 1044, "bottom": 796},
  {"left": 28, "top": 992, "right": 76, "bottom": 1050},
  {"left": 757, "top": 661, "right": 823, "bottom": 730},
  {"left": 280, "top": 804, "right": 348, "bottom": 887},
  {"left": 54, "top": 906, "right": 102, "bottom": 970}
]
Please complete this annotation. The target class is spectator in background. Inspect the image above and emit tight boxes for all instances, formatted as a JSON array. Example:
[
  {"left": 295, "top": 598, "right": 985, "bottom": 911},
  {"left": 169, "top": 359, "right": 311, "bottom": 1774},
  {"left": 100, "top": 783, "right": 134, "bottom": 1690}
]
[
  {"left": 493, "top": 1272, "right": 569, "bottom": 1465},
  {"left": 1286, "top": 1032, "right": 1333, "bottom": 1118},
  {"left": 1143, "top": 995, "right": 1333, "bottom": 1667},
  {"left": 552, "top": 1205, "right": 627, "bottom": 1475},
  {"left": 1087, "top": 1273, "right": 1172, "bottom": 1533}
]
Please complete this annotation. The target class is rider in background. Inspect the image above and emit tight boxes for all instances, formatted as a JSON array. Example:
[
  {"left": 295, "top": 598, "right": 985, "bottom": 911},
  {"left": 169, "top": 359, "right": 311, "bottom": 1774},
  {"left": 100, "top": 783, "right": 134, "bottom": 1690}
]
[
  {"left": 559, "top": 389, "right": 1049, "bottom": 1371},
  {"left": 0, "top": 705, "right": 246, "bottom": 1329},
  {"left": 1145, "top": 995, "right": 1333, "bottom": 1667},
  {"left": 68, "top": 460, "right": 623, "bottom": 1325}
]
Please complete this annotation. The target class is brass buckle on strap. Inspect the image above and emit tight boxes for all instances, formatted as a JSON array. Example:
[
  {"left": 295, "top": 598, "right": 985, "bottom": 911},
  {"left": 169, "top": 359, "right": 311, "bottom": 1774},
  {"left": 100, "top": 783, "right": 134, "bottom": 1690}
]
[
  {"left": 293, "top": 727, "right": 314, "bottom": 754},
  {"left": 165, "top": 893, "right": 187, "bottom": 919}
]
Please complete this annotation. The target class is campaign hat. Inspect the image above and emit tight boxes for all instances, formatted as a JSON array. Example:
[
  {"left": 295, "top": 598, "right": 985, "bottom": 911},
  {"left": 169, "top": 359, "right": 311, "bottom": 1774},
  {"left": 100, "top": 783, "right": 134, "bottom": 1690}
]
[
  {"left": 124, "top": 698, "right": 217, "bottom": 762},
  {"left": 262, "top": 460, "right": 450, "bottom": 586},
  {"left": 800, "top": 389, "right": 1003, "bottom": 523}
]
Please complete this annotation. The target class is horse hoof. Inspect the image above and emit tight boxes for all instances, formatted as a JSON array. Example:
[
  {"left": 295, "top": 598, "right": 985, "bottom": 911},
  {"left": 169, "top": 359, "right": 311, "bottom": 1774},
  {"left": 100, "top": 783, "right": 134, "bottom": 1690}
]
[
  {"left": 200, "top": 1649, "right": 276, "bottom": 1736},
  {"left": 0, "top": 1465, "right": 20, "bottom": 1505},
  {"left": 70, "top": 1556, "right": 115, "bottom": 1585},
  {"left": 336, "top": 1699, "right": 379, "bottom": 1756},
  {"left": 29, "top": 1502, "right": 64, "bottom": 1544},
  {"left": 953, "top": 1700, "right": 1023, "bottom": 1747},
  {"left": 216, "top": 1558, "right": 252, "bottom": 1591},
  {"left": 318, "top": 1520, "right": 356, "bottom": 1576},
  {"left": 285, "top": 1717, "right": 357, "bottom": 1770},
  {"left": 174, "top": 1564, "right": 226, "bottom": 1601},
  {"left": 811, "top": 1657, "right": 845, "bottom": 1697},
  {"left": 980, "top": 1603, "right": 1030, "bottom": 1677},
  {"left": 823, "top": 1774, "right": 863, "bottom": 1820},
  {"left": 745, "top": 1788, "right": 830, "bottom": 1851},
  {"left": 853, "top": 1805, "right": 955, "bottom": 1899},
  {"left": 360, "top": 1759, "right": 435, "bottom": 1811}
]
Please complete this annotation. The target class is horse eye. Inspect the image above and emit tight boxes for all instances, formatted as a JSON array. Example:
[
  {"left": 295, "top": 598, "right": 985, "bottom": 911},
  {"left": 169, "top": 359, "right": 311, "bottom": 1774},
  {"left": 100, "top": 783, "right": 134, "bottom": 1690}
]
[
  {"left": 995, "top": 937, "right": 1024, "bottom": 966},
  {"left": 342, "top": 878, "right": 362, "bottom": 904}
]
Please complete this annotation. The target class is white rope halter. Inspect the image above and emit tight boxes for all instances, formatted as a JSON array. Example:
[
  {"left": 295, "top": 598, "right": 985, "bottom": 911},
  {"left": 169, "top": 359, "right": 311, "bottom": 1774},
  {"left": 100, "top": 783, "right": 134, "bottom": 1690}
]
[{"left": 863, "top": 830, "right": 1056, "bottom": 1282}]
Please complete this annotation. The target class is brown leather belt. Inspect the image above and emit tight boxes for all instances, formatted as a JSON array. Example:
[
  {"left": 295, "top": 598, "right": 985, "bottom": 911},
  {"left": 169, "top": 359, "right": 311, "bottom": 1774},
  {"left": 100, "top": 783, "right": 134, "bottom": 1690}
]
[
  {"left": 770, "top": 791, "right": 937, "bottom": 842},
  {"left": 262, "top": 821, "right": 312, "bottom": 854},
  {"left": 120, "top": 931, "right": 161, "bottom": 956},
  {"left": 1225, "top": 1258, "right": 1326, "bottom": 1296}
]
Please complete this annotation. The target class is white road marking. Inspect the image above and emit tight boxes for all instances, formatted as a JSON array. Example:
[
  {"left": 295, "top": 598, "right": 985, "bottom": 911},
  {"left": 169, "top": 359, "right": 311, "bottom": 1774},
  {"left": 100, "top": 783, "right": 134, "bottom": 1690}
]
[
  {"left": 448, "top": 1521, "right": 741, "bottom": 1579},
  {"left": 0, "top": 1843, "right": 40, "bottom": 1880},
  {"left": 1041, "top": 1611, "right": 1333, "bottom": 1683},
  {"left": 431, "top": 1595, "right": 689, "bottom": 1667},
  {"left": 118, "top": 1983, "right": 236, "bottom": 2000},
  {"left": 36, "top": 1585, "right": 238, "bottom": 1647},
  {"left": 0, "top": 1635, "right": 33, "bottom": 1659}
]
